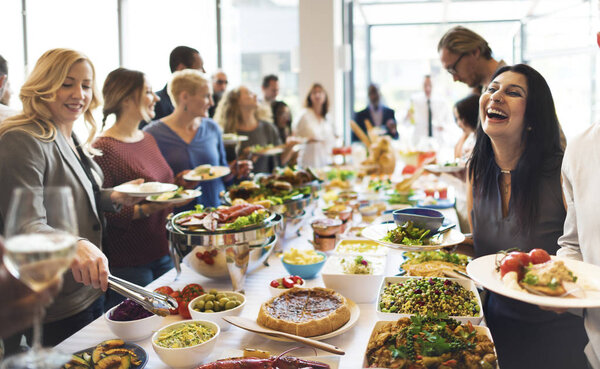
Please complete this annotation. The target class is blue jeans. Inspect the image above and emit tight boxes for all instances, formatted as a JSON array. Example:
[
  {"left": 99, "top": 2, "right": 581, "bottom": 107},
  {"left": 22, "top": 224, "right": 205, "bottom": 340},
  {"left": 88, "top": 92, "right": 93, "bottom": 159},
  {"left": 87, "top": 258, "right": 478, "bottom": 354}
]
[{"left": 104, "top": 254, "right": 173, "bottom": 311}]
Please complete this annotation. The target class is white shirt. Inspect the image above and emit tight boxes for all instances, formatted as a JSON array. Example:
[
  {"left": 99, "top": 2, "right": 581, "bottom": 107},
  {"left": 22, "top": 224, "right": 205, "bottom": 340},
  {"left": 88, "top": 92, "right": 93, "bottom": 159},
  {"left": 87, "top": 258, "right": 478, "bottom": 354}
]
[
  {"left": 293, "top": 109, "right": 335, "bottom": 168},
  {"left": 405, "top": 93, "right": 455, "bottom": 145},
  {"left": 557, "top": 123, "right": 600, "bottom": 369}
]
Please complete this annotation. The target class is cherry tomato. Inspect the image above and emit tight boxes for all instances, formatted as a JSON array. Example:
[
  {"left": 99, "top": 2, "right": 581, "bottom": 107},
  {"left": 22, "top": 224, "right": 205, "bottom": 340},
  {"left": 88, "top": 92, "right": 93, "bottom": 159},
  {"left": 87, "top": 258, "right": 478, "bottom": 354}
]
[
  {"left": 178, "top": 297, "right": 192, "bottom": 319},
  {"left": 290, "top": 275, "right": 304, "bottom": 285},
  {"left": 168, "top": 291, "right": 183, "bottom": 315},
  {"left": 508, "top": 252, "right": 531, "bottom": 266},
  {"left": 402, "top": 165, "right": 416, "bottom": 175},
  {"left": 282, "top": 277, "right": 295, "bottom": 288},
  {"left": 500, "top": 254, "right": 524, "bottom": 278},
  {"left": 529, "top": 248, "right": 551, "bottom": 264},
  {"left": 182, "top": 283, "right": 204, "bottom": 299},
  {"left": 154, "top": 286, "right": 174, "bottom": 295},
  {"left": 270, "top": 280, "right": 280, "bottom": 288}
]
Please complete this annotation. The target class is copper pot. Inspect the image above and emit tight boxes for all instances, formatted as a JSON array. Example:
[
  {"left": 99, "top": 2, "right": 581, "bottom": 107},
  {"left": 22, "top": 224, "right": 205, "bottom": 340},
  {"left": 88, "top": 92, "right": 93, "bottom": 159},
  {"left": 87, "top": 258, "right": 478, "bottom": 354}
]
[{"left": 311, "top": 218, "right": 343, "bottom": 236}]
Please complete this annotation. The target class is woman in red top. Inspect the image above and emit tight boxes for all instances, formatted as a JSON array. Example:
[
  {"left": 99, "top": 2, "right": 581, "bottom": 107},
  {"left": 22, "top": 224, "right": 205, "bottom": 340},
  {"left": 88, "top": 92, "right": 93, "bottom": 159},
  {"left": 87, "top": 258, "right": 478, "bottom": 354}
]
[{"left": 93, "top": 68, "right": 189, "bottom": 309}]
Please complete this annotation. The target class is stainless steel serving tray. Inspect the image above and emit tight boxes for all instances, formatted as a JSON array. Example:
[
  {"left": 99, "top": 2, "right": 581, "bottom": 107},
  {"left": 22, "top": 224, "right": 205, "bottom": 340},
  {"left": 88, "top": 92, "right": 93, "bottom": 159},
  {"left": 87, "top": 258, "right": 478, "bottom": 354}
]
[{"left": 222, "top": 192, "right": 313, "bottom": 219}]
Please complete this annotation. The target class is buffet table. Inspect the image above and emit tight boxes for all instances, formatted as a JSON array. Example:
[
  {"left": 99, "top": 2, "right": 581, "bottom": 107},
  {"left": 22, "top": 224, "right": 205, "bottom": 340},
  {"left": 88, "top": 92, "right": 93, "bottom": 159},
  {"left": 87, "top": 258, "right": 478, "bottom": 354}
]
[{"left": 55, "top": 206, "right": 461, "bottom": 369}]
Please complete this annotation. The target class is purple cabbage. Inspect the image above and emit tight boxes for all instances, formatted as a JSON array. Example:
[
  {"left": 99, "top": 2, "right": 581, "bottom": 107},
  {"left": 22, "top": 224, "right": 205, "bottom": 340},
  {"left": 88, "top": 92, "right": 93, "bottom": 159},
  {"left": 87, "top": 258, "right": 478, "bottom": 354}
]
[{"left": 109, "top": 299, "right": 153, "bottom": 321}]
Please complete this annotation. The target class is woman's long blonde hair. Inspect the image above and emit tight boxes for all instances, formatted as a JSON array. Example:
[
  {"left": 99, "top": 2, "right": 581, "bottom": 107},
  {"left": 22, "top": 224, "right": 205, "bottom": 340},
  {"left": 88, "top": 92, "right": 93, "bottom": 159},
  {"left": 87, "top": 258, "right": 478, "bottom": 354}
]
[
  {"left": 213, "top": 86, "right": 271, "bottom": 133},
  {"left": 0, "top": 48, "right": 101, "bottom": 154}
]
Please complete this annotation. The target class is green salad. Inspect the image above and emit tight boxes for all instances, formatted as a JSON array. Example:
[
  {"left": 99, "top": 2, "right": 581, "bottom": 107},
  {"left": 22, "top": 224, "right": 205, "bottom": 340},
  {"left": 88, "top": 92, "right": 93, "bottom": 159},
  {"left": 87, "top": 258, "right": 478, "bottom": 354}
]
[{"left": 383, "top": 221, "right": 438, "bottom": 246}]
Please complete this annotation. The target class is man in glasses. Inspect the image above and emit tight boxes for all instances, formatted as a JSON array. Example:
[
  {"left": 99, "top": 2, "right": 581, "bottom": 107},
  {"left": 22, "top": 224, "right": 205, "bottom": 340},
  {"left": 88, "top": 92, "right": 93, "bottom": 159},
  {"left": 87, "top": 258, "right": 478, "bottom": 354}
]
[
  {"left": 438, "top": 26, "right": 505, "bottom": 93},
  {"left": 209, "top": 69, "right": 228, "bottom": 118}
]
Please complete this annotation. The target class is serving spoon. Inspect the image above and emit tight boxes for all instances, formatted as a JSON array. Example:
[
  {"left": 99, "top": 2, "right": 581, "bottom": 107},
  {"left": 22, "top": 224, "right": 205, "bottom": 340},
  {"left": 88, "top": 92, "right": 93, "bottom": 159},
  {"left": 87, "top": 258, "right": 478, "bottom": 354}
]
[{"left": 222, "top": 316, "right": 345, "bottom": 355}]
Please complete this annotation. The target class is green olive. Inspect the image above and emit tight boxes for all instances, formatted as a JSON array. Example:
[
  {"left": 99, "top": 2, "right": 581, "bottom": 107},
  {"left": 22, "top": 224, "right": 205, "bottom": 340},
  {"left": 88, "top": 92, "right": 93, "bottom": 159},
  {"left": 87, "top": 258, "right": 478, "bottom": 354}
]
[
  {"left": 225, "top": 301, "right": 236, "bottom": 310},
  {"left": 209, "top": 289, "right": 219, "bottom": 295},
  {"left": 205, "top": 309, "right": 214, "bottom": 313},
  {"left": 195, "top": 300, "right": 205, "bottom": 311},
  {"left": 213, "top": 303, "right": 221, "bottom": 312},
  {"left": 204, "top": 294, "right": 215, "bottom": 302},
  {"left": 219, "top": 297, "right": 229, "bottom": 305},
  {"left": 204, "top": 301, "right": 214, "bottom": 310},
  {"left": 216, "top": 294, "right": 226, "bottom": 300}
]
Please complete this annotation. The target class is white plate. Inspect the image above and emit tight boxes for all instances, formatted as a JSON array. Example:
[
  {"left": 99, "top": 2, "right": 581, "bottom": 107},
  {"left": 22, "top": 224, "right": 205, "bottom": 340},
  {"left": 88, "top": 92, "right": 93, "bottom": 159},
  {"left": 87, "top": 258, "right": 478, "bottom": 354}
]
[
  {"left": 223, "top": 134, "right": 248, "bottom": 145},
  {"left": 113, "top": 182, "right": 178, "bottom": 197},
  {"left": 252, "top": 147, "right": 285, "bottom": 156},
  {"left": 467, "top": 255, "right": 600, "bottom": 308},
  {"left": 183, "top": 165, "right": 231, "bottom": 182},
  {"left": 362, "top": 321, "right": 495, "bottom": 368},
  {"left": 361, "top": 223, "right": 465, "bottom": 251},
  {"left": 424, "top": 163, "right": 465, "bottom": 173},
  {"left": 257, "top": 299, "right": 360, "bottom": 342},
  {"left": 217, "top": 350, "right": 340, "bottom": 368},
  {"left": 375, "top": 276, "right": 483, "bottom": 325},
  {"left": 145, "top": 189, "right": 202, "bottom": 204}
]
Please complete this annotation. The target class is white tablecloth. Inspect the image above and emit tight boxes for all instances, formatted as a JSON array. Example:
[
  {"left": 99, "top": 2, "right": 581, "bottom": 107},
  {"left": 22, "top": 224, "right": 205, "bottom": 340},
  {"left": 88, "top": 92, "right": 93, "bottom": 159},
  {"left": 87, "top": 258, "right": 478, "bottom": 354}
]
[{"left": 55, "top": 207, "right": 461, "bottom": 369}]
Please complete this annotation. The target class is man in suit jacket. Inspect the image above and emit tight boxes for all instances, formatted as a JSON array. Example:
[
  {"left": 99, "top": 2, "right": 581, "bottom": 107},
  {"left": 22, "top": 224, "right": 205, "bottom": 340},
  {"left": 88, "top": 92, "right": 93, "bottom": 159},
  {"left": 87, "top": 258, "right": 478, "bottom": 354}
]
[{"left": 352, "top": 83, "right": 398, "bottom": 143}]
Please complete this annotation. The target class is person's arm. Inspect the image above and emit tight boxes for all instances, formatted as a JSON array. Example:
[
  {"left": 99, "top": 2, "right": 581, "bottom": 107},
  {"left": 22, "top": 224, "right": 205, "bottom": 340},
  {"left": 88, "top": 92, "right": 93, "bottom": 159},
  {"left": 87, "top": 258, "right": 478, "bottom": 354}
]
[{"left": 557, "top": 171, "right": 583, "bottom": 261}]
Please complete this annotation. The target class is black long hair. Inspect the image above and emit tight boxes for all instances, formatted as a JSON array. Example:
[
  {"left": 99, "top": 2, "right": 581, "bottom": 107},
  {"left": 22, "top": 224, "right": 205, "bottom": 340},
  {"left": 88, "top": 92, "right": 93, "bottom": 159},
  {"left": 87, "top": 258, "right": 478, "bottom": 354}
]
[
  {"left": 468, "top": 64, "right": 563, "bottom": 234},
  {"left": 454, "top": 93, "right": 480, "bottom": 131}
]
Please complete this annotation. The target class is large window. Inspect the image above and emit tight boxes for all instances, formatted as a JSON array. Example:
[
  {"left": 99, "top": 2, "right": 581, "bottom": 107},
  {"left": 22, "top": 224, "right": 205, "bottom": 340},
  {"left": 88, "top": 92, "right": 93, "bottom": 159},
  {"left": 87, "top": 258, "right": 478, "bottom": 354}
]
[{"left": 220, "top": 0, "right": 299, "bottom": 114}]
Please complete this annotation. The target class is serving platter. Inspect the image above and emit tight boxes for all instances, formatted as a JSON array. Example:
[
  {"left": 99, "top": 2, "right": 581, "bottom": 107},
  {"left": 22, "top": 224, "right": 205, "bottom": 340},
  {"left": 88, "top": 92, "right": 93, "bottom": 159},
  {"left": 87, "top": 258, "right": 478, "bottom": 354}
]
[
  {"left": 251, "top": 146, "right": 285, "bottom": 156},
  {"left": 113, "top": 182, "right": 178, "bottom": 197},
  {"left": 424, "top": 162, "right": 465, "bottom": 173},
  {"left": 223, "top": 134, "right": 248, "bottom": 145},
  {"left": 62, "top": 341, "right": 148, "bottom": 369},
  {"left": 257, "top": 299, "right": 360, "bottom": 342},
  {"left": 146, "top": 189, "right": 202, "bottom": 204},
  {"left": 183, "top": 165, "right": 231, "bottom": 182},
  {"left": 361, "top": 222, "right": 465, "bottom": 251},
  {"left": 467, "top": 254, "right": 600, "bottom": 308},
  {"left": 215, "top": 349, "right": 340, "bottom": 368}
]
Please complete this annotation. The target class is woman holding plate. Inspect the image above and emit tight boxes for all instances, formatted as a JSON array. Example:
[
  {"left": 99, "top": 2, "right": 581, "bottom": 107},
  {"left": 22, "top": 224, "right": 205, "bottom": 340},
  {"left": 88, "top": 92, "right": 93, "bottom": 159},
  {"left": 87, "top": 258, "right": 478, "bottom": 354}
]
[
  {"left": 144, "top": 69, "right": 248, "bottom": 208},
  {"left": 0, "top": 49, "right": 140, "bottom": 350},
  {"left": 94, "top": 67, "right": 191, "bottom": 309},
  {"left": 467, "top": 64, "right": 587, "bottom": 369}
]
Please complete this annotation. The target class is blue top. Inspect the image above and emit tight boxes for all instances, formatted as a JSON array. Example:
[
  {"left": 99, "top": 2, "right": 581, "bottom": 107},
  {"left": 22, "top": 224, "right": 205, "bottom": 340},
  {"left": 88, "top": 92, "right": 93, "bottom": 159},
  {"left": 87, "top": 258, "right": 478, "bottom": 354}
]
[{"left": 143, "top": 119, "right": 228, "bottom": 208}]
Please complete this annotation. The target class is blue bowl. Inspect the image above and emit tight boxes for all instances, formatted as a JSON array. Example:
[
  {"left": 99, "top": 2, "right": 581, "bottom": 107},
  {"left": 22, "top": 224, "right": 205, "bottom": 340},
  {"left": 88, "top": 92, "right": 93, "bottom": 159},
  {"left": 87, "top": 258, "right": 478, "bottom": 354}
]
[
  {"left": 392, "top": 208, "right": 444, "bottom": 233},
  {"left": 281, "top": 251, "right": 327, "bottom": 279}
]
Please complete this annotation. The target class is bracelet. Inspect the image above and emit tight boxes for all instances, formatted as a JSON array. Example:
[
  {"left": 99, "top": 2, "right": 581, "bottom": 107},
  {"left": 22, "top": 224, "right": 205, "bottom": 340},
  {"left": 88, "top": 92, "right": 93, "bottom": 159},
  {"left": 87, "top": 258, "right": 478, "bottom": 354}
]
[{"left": 137, "top": 204, "right": 149, "bottom": 218}]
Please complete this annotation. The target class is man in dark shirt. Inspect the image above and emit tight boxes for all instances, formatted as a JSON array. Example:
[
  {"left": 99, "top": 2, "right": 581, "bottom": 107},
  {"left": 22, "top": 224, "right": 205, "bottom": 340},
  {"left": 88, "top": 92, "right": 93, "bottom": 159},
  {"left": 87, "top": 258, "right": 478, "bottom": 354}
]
[
  {"left": 152, "top": 46, "right": 206, "bottom": 122},
  {"left": 208, "top": 69, "right": 228, "bottom": 118},
  {"left": 352, "top": 83, "right": 398, "bottom": 142}
]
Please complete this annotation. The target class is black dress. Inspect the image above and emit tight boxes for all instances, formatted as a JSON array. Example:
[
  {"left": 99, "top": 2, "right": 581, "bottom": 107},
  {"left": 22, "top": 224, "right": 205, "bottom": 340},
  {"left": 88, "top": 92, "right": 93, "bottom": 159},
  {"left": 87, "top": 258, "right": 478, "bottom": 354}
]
[{"left": 472, "top": 157, "right": 588, "bottom": 369}]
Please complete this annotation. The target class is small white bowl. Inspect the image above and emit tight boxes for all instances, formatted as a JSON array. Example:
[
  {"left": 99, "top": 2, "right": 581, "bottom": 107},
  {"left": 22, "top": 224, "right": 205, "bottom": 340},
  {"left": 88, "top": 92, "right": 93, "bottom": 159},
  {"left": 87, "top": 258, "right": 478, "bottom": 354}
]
[
  {"left": 268, "top": 276, "right": 306, "bottom": 297},
  {"left": 188, "top": 291, "right": 245, "bottom": 331},
  {"left": 321, "top": 255, "right": 386, "bottom": 303},
  {"left": 152, "top": 320, "right": 220, "bottom": 369},
  {"left": 104, "top": 305, "right": 164, "bottom": 341}
]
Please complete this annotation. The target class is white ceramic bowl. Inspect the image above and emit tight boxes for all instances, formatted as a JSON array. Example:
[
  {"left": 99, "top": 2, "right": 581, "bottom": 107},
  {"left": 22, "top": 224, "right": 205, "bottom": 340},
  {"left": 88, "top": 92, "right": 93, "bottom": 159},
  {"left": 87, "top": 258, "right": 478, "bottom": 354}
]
[
  {"left": 321, "top": 255, "right": 387, "bottom": 303},
  {"left": 375, "top": 276, "right": 484, "bottom": 325},
  {"left": 104, "top": 304, "right": 164, "bottom": 341},
  {"left": 268, "top": 276, "right": 306, "bottom": 297},
  {"left": 188, "top": 291, "right": 246, "bottom": 331},
  {"left": 151, "top": 320, "right": 220, "bottom": 369}
]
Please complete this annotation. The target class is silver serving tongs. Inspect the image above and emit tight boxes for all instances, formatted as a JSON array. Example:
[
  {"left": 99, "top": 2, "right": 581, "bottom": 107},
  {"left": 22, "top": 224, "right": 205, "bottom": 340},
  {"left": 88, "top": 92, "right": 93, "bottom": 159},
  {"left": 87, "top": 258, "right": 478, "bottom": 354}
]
[{"left": 107, "top": 275, "right": 178, "bottom": 317}]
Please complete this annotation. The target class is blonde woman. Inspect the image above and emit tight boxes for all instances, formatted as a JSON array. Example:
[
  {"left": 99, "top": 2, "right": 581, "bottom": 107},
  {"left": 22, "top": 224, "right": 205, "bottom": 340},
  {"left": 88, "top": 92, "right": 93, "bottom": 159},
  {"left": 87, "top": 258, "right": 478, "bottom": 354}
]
[
  {"left": 94, "top": 67, "right": 187, "bottom": 309},
  {"left": 214, "top": 85, "right": 295, "bottom": 173},
  {"left": 144, "top": 69, "right": 248, "bottom": 207},
  {"left": 0, "top": 49, "right": 140, "bottom": 348},
  {"left": 294, "top": 83, "right": 336, "bottom": 168}
]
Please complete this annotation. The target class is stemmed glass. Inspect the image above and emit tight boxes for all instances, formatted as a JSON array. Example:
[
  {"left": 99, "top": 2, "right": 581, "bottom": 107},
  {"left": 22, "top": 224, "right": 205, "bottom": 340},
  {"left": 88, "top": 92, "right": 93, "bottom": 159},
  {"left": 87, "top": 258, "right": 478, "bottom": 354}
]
[{"left": 2, "top": 187, "right": 78, "bottom": 369}]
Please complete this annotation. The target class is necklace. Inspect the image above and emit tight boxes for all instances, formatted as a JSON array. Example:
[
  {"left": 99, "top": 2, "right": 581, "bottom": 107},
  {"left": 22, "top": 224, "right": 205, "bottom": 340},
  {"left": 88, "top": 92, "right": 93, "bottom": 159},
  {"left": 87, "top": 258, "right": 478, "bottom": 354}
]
[{"left": 500, "top": 169, "right": 512, "bottom": 174}]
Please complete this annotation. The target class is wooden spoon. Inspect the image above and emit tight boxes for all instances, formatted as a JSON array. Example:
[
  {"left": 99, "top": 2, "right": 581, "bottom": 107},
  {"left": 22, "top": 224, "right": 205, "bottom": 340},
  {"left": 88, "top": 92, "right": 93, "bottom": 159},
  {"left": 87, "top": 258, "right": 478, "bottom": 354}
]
[{"left": 222, "top": 316, "right": 345, "bottom": 355}]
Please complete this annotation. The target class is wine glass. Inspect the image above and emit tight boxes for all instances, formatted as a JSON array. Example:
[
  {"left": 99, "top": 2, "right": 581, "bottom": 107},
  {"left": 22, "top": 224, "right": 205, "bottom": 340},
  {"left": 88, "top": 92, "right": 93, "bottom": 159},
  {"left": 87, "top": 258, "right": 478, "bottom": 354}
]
[{"left": 2, "top": 187, "right": 78, "bottom": 369}]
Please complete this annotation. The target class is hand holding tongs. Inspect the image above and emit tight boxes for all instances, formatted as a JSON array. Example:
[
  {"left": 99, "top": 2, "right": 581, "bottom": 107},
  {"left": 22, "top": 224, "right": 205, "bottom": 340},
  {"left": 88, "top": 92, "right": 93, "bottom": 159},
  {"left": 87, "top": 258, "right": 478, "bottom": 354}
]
[{"left": 107, "top": 275, "right": 178, "bottom": 317}]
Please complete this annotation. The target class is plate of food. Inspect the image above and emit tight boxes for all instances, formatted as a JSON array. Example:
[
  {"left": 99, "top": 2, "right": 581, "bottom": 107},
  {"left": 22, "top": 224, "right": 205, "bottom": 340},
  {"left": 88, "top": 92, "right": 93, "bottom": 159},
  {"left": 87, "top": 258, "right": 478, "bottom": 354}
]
[
  {"left": 183, "top": 165, "right": 231, "bottom": 182},
  {"left": 424, "top": 160, "right": 466, "bottom": 173},
  {"left": 61, "top": 339, "right": 148, "bottom": 369},
  {"left": 467, "top": 252, "right": 600, "bottom": 308},
  {"left": 256, "top": 287, "right": 360, "bottom": 341},
  {"left": 416, "top": 197, "right": 455, "bottom": 209},
  {"left": 146, "top": 188, "right": 202, "bottom": 204},
  {"left": 172, "top": 203, "right": 275, "bottom": 233},
  {"left": 113, "top": 182, "right": 178, "bottom": 197},
  {"left": 361, "top": 222, "right": 465, "bottom": 251},
  {"left": 363, "top": 316, "right": 497, "bottom": 369},
  {"left": 400, "top": 250, "right": 471, "bottom": 278},
  {"left": 200, "top": 349, "right": 338, "bottom": 369},
  {"left": 249, "top": 144, "right": 285, "bottom": 156},
  {"left": 222, "top": 133, "right": 248, "bottom": 145}
]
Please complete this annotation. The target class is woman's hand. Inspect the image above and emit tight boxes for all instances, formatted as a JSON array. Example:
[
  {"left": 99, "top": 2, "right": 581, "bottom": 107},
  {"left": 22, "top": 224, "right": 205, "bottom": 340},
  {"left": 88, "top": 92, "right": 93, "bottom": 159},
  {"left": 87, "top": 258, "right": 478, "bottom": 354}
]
[
  {"left": 111, "top": 178, "right": 144, "bottom": 206},
  {"left": 70, "top": 239, "right": 109, "bottom": 292},
  {"left": 175, "top": 170, "right": 199, "bottom": 189}
]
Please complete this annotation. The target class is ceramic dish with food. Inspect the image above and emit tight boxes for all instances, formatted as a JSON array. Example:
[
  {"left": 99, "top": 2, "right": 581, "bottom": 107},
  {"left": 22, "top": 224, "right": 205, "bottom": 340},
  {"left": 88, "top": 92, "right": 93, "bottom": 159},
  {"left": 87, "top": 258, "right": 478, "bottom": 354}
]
[
  {"left": 269, "top": 275, "right": 306, "bottom": 297},
  {"left": 196, "top": 349, "right": 338, "bottom": 369},
  {"left": 172, "top": 203, "right": 274, "bottom": 233},
  {"left": 400, "top": 250, "right": 471, "bottom": 278},
  {"left": 113, "top": 182, "right": 178, "bottom": 197},
  {"left": 60, "top": 339, "right": 147, "bottom": 369},
  {"left": 362, "top": 222, "right": 465, "bottom": 251},
  {"left": 104, "top": 300, "right": 164, "bottom": 341},
  {"left": 146, "top": 188, "right": 202, "bottom": 204},
  {"left": 189, "top": 290, "right": 246, "bottom": 331},
  {"left": 333, "top": 239, "right": 389, "bottom": 257},
  {"left": 183, "top": 165, "right": 231, "bottom": 182},
  {"left": 151, "top": 320, "right": 219, "bottom": 369},
  {"left": 321, "top": 255, "right": 386, "bottom": 303},
  {"left": 376, "top": 276, "right": 483, "bottom": 325},
  {"left": 281, "top": 249, "right": 327, "bottom": 279},
  {"left": 467, "top": 253, "right": 600, "bottom": 308},
  {"left": 363, "top": 317, "right": 497, "bottom": 369}
]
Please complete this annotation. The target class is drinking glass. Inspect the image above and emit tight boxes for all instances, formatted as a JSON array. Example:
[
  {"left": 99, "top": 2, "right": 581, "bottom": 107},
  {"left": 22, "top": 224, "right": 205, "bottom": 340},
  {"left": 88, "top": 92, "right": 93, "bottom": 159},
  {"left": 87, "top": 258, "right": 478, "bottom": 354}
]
[{"left": 2, "top": 187, "right": 78, "bottom": 369}]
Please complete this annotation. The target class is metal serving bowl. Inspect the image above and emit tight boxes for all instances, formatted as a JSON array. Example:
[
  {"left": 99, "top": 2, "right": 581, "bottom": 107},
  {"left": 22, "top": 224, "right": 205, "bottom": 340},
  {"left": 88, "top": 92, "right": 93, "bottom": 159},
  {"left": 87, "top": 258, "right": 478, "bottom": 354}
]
[
  {"left": 167, "top": 212, "right": 283, "bottom": 291},
  {"left": 222, "top": 191, "right": 313, "bottom": 219}
]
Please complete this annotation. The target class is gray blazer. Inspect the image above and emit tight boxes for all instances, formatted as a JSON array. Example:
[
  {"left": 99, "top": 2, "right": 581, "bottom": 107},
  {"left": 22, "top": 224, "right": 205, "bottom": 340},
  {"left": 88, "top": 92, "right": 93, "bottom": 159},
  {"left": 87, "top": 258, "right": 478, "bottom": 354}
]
[{"left": 0, "top": 124, "right": 115, "bottom": 322}]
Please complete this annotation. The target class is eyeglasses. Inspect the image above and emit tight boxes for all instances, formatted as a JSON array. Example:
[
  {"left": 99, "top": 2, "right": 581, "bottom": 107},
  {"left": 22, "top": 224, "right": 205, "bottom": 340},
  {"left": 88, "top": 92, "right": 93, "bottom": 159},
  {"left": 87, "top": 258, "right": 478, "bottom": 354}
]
[
  {"left": 216, "top": 79, "right": 228, "bottom": 85},
  {"left": 447, "top": 53, "right": 467, "bottom": 76}
]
